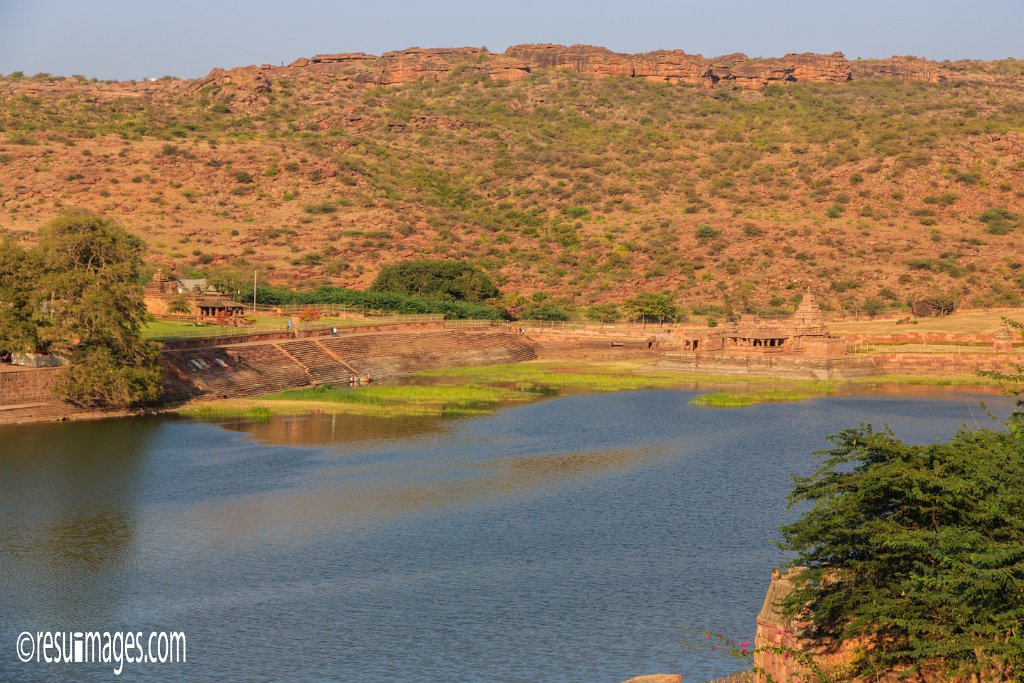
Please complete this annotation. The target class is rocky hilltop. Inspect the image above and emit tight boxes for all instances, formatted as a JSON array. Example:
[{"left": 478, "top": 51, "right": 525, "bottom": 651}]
[
  {"left": 181, "top": 44, "right": 952, "bottom": 110},
  {"left": 0, "top": 44, "right": 955, "bottom": 114}
]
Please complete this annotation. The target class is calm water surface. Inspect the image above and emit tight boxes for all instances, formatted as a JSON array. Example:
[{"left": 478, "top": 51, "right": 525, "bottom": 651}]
[{"left": 0, "top": 388, "right": 1015, "bottom": 682}]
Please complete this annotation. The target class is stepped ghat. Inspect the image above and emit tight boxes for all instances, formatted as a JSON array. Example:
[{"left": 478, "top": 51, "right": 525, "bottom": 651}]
[
  {"left": 161, "top": 328, "right": 536, "bottom": 402},
  {"left": 0, "top": 326, "right": 536, "bottom": 425}
]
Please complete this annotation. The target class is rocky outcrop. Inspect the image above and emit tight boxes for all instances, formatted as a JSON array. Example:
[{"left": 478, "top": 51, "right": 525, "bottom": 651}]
[
  {"left": 754, "top": 567, "right": 863, "bottom": 682},
  {"left": 11, "top": 44, "right": 955, "bottom": 115},
  {"left": 182, "top": 43, "right": 954, "bottom": 109},
  {"left": 506, "top": 44, "right": 852, "bottom": 89},
  {"left": 193, "top": 66, "right": 273, "bottom": 110},
  {"left": 850, "top": 56, "right": 951, "bottom": 83}
]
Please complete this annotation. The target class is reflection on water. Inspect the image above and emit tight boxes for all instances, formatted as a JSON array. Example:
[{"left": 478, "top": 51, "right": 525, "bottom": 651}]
[
  {"left": 210, "top": 380, "right": 1009, "bottom": 449},
  {"left": 3, "top": 509, "right": 134, "bottom": 569},
  {"left": 215, "top": 410, "right": 449, "bottom": 447},
  {"left": 177, "top": 445, "right": 676, "bottom": 548},
  {"left": 843, "top": 382, "right": 1008, "bottom": 399},
  {"left": 0, "top": 389, "right": 1018, "bottom": 682}
]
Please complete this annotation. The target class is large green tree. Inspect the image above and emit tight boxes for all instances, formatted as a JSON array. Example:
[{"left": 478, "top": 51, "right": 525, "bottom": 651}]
[
  {"left": 0, "top": 238, "right": 42, "bottom": 353},
  {"left": 0, "top": 212, "right": 162, "bottom": 408},
  {"left": 622, "top": 292, "right": 679, "bottom": 323},
  {"left": 779, "top": 415, "right": 1024, "bottom": 680},
  {"left": 369, "top": 259, "right": 499, "bottom": 303}
]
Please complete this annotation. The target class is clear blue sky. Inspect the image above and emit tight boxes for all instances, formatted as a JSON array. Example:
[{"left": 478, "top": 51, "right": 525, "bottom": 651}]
[{"left": 1, "top": 0, "right": 1021, "bottom": 80}]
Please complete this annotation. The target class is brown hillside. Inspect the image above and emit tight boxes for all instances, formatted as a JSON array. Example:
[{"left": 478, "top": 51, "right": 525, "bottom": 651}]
[{"left": 0, "top": 45, "right": 1022, "bottom": 314}]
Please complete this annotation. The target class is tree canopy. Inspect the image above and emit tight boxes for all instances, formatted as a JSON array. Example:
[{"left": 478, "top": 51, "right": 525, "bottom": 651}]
[
  {"left": 369, "top": 259, "right": 499, "bottom": 303},
  {"left": 780, "top": 414, "right": 1024, "bottom": 680},
  {"left": 0, "top": 212, "right": 161, "bottom": 408},
  {"left": 622, "top": 292, "right": 680, "bottom": 323},
  {"left": 0, "top": 238, "right": 41, "bottom": 354}
]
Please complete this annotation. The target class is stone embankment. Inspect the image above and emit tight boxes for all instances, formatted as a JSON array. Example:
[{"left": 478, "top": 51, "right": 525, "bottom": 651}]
[
  {"left": 0, "top": 327, "right": 536, "bottom": 426},
  {"left": 162, "top": 329, "right": 535, "bottom": 402}
]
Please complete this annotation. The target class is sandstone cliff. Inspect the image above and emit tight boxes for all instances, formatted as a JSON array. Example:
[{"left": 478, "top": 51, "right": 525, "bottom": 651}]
[
  {"left": 0, "top": 45, "right": 954, "bottom": 115},
  {"left": 179, "top": 44, "right": 954, "bottom": 111}
]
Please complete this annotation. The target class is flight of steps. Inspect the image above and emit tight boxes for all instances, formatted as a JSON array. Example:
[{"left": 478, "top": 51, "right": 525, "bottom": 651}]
[
  {"left": 159, "top": 331, "right": 537, "bottom": 402},
  {"left": 274, "top": 340, "right": 358, "bottom": 385},
  {"left": 162, "top": 345, "right": 310, "bottom": 399},
  {"left": 0, "top": 401, "right": 76, "bottom": 425}
]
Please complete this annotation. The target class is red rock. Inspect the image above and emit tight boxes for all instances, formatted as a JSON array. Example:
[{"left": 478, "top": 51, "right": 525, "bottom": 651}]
[{"left": 850, "top": 55, "right": 951, "bottom": 83}]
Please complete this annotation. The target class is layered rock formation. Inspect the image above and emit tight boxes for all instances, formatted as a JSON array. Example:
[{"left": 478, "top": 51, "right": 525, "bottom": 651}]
[
  {"left": 505, "top": 44, "right": 853, "bottom": 89},
  {"left": 5, "top": 45, "right": 953, "bottom": 116},
  {"left": 851, "top": 55, "right": 951, "bottom": 83},
  {"left": 180, "top": 44, "right": 953, "bottom": 111}
]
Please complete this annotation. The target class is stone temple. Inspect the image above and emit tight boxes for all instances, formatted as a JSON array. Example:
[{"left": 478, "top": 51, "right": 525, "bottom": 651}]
[
  {"left": 675, "top": 292, "right": 847, "bottom": 358},
  {"left": 143, "top": 271, "right": 246, "bottom": 321}
]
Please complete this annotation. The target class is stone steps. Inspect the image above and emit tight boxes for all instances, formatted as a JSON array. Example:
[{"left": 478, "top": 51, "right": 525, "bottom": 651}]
[
  {"left": 276, "top": 340, "right": 358, "bottom": 385},
  {"left": 0, "top": 401, "right": 76, "bottom": 425},
  {"left": 156, "top": 331, "right": 537, "bottom": 403}
]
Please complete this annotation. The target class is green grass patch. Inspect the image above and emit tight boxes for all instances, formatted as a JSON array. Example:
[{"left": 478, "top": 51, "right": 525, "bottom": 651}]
[
  {"left": 182, "top": 404, "right": 272, "bottom": 422},
  {"left": 143, "top": 316, "right": 396, "bottom": 341},
  {"left": 415, "top": 360, "right": 733, "bottom": 392},
  {"left": 689, "top": 381, "right": 839, "bottom": 408},
  {"left": 259, "top": 382, "right": 539, "bottom": 417}
]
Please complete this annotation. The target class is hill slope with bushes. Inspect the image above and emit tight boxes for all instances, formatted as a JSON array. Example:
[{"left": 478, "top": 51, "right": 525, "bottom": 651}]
[{"left": 1, "top": 49, "right": 1023, "bottom": 315}]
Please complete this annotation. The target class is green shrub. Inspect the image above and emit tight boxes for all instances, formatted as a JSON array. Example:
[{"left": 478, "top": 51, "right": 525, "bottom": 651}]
[
  {"left": 979, "top": 207, "right": 1022, "bottom": 235},
  {"left": 695, "top": 224, "right": 720, "bottom": 239},
  {"left": 303, "top": 202, "right": 336, "bottom": 214}
]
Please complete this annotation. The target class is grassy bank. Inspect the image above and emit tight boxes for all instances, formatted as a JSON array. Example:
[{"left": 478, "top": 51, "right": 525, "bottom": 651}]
[
  {"left": 689, "top": 382, "right": 840, "bottom": 408},
  {"left": 178, "top": 360, "right": 1010, "bottom": 422},
  {"left": 180, "top": 384, "right": 539, "bottom": 419}
]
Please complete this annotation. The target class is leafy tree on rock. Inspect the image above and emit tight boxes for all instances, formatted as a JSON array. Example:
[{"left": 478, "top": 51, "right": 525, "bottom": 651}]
[
  {"left": 370, "top": 259, "right": 499, "bottom": 303},
  {"left": 779, "top": 412, "right": 1024, "bottom": 680}
]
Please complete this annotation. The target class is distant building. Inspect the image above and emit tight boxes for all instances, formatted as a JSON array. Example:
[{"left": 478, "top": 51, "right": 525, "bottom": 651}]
[{"left": 143, "top": 271, "right": 246, "bottom": 321}]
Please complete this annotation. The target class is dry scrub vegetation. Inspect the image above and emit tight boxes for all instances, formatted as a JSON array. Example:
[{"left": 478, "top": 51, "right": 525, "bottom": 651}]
[{"left": 1, "top": 61, "right": 1023, "bottom": 315}]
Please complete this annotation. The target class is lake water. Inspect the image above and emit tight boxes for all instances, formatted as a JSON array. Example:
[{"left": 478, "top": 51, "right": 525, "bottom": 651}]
[{"left": 0, "top": 388, "right": 1016, "bottom": 682}]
